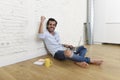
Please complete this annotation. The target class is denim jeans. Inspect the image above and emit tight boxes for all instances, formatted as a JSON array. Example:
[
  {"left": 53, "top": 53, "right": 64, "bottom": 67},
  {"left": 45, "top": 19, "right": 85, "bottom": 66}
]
[
  {"left": 54, "top": 46, "right": 90, "bottom": 63},
  {"left": 54, "top": 50, "right": 66, "bottom": 61},
  {"left": 70, "top": 46, "right": 90, "bottom": 63}
]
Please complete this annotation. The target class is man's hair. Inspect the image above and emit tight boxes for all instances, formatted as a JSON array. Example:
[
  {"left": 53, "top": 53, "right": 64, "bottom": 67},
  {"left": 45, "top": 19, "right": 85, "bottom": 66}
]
[{"left": 46, "top": 18, "right": 57, "bottom": 29}]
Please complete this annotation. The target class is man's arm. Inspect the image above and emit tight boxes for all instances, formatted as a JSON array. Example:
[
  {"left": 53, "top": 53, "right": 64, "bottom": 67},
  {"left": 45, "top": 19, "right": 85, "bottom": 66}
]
[
  {"left": 62, "top": 44, "right": 74, "bottom": 49},
  {"left": 38, "top": 16, "right": 46, "bottom": 33}
]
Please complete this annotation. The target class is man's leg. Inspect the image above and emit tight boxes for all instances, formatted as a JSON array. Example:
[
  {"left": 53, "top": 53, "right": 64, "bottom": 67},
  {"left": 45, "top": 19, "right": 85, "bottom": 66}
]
[
  {"left": 75, "top": 46, "right": 87, "bottom": 57},
  {"left": 70, "top": 53, "right": 90, "bottom": 63},
  {"left": 76, "top": 46, "right": 84, "bottom": 53},
  {"left": 64, "top": 49, "right": 90, "bottom": 63},
  {"left": 64, "top": 49, "right": 103, "bottom": 66},
  {"left": 64, "top": 49, "right": 89, "bottom": 68},
  {"left": 54, "top": 50, "right": 66, "bottom": 61}
]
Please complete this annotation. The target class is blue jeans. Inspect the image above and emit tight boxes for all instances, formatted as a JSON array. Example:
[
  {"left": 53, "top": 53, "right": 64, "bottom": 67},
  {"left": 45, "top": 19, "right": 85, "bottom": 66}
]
[
  {"left": 54, "top": 46, "right": 90, "bottom": 63},
  {"left": 70, "top": 46, "right": 90, "bottom": 63}
]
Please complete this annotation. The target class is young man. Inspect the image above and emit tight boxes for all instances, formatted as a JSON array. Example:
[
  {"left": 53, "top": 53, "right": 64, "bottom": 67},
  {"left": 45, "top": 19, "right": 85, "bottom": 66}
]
[{"left": 38, "top": 16, "right": 103, "bottom": 68}]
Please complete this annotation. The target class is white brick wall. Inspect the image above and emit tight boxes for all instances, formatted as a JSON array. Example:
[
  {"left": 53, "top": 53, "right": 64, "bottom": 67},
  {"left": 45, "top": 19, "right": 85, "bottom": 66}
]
[{"left": 0, "top": 0, "right": 86, "bottom": 67}]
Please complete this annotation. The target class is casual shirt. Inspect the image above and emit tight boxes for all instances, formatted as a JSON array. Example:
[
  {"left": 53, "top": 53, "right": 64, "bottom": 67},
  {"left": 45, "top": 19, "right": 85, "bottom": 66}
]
[{"left": 38, "top": 31, "right": 65, "bottom": 56}]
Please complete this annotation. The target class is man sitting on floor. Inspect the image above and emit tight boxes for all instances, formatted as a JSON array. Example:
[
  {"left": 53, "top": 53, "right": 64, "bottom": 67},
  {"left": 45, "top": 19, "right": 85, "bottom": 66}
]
[{"left": 38, "top": 16, "right": 103, "bottom": 68}]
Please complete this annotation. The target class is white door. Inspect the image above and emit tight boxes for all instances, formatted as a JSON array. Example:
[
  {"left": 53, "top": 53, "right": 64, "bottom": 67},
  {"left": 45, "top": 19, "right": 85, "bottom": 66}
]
[{"left": 94, "top": 0, "right": 120, "bottom": 44}]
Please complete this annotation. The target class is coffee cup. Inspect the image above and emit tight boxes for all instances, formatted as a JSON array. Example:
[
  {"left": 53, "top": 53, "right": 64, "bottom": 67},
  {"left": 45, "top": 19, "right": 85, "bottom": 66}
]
[{"left": 45, "top": 58, "right": 52, "bottom": 67}]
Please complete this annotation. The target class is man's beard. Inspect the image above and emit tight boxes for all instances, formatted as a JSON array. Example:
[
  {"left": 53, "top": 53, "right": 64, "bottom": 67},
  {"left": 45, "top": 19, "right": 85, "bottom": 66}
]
[{"left": 48, "top": 27, "right": 55, "bottom": 33}]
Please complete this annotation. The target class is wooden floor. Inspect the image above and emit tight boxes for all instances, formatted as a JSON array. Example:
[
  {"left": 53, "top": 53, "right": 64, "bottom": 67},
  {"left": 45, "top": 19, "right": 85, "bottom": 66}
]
[{"left": 0, "top": 44, "right": 120, "bottom": 80}]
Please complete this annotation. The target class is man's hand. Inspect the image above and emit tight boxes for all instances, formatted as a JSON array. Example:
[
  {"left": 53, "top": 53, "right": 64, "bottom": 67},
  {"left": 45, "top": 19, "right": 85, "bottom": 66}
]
[
  {"left": 41, "top": 16, "right": 46, "bottom": 23},
  {"left": 63, "top": 44, "right": 74, "bottom": 49},
  {"left": 38, "top": 16, "right": 46, "bottom": 33},
  {"left": 68, "top": 45, "right": 74, "bottom": 49}
]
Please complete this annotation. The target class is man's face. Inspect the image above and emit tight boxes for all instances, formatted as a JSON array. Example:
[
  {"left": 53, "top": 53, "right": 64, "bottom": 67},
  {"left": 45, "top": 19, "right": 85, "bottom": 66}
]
[{"left": 47, "top": 21, "right": 56, "bottom": 33}]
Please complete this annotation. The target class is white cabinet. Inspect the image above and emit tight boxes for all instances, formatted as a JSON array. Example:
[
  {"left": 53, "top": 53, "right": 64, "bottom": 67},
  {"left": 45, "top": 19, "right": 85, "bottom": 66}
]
[{"left": 94, "top": 0, "right": 120, "bottom": 44}]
